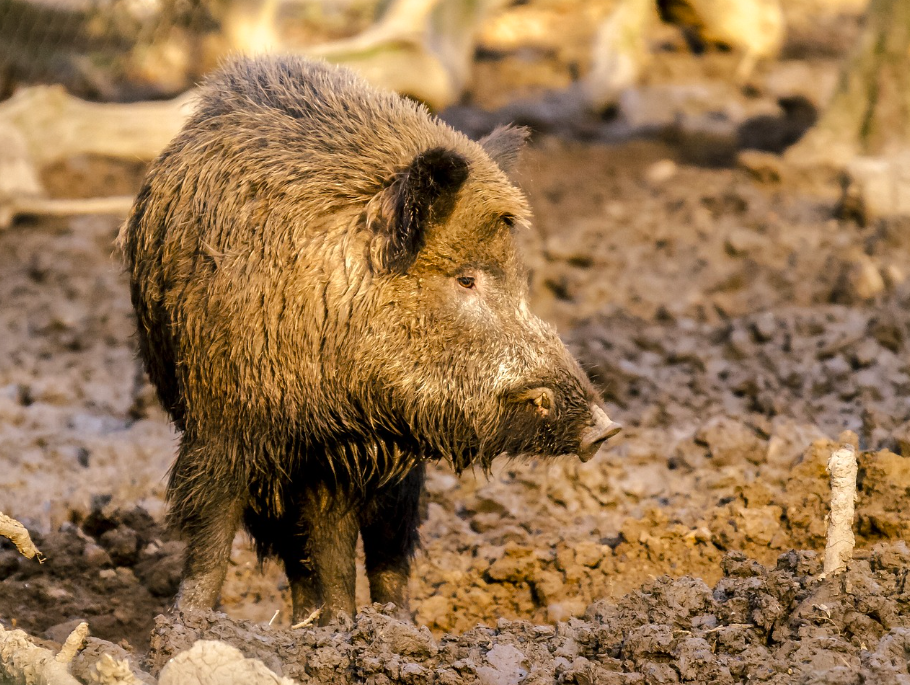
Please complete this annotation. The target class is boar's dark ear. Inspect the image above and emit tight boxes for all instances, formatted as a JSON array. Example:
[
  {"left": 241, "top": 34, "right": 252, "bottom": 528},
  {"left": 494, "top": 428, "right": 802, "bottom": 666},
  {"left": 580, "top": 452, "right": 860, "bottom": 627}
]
[
  {"left": 479, "top": 125, "right": 529, "bottom": 174},
  {"left": 369, "top": 147, "right": 469, "bottom": 273}
]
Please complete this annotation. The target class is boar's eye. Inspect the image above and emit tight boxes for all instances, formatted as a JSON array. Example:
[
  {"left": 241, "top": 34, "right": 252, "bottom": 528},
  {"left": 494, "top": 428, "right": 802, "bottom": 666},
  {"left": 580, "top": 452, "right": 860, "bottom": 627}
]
[
  {"left": 501, "top": 214, "right": 516, "bottom": 229},
  {"left": 456, "top": 275, "right": 476, "bottom": 289}
]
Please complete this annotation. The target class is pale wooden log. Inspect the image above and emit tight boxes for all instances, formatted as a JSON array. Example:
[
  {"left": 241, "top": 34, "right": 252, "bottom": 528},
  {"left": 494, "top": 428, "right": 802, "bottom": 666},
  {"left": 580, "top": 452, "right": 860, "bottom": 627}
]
[
  {"left": 584, "top": 0, "right": 656, "bottom": 112},
  {"left": 305, "top": 0, "right": 504, "bottom": 110},
  {"left": 8, "top": 196, "right": 136, "bottom": 219},
  {"left": 657, "top": 0, "right": 784, "bottom": 81},
  {"left": 1, "top": 195, "right": 136, "bottom": 230},
  {"left": 0, "top": 86, "right": 195, "bottom": 167}
]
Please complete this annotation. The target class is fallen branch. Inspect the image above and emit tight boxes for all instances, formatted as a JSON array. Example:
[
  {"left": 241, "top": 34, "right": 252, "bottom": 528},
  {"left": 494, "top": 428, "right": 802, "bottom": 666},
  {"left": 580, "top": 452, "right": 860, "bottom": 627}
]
[
  {"left": 305, "top": 0, "right": 503, "bottom": 110},
  {"left": 55, "top": 623, "right": 89, "bottom": 665},
  {"left": 0, "top": 512, "right": 44, "bottom": 562},
  {"left": 0, "top": 86, "right": 195, "bottom": 167},
  {"left": 0, "top": 624, "right": 82, "bottom": 685},
  {"left": 2, "top": 196, "right": 136, "bottom": 230},
  {"left": 822, "top": 443, "right": 858, "bottom": 577},
  {"left": 290, "top": 608, "right": 322, "bottom": 629},
  {"left": 584, "top": 0, "right": 655, "bottom": 112}
]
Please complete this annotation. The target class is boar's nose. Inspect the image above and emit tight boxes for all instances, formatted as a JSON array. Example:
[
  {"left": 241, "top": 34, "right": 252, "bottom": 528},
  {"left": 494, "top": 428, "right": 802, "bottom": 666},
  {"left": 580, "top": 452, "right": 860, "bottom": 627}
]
[{"left": 577, "top": 405, "right": 621, "bottom": 462}]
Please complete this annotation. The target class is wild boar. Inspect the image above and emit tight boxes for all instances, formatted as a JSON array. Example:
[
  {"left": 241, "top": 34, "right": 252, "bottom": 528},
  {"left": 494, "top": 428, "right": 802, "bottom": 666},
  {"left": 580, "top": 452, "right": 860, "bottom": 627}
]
[{"left": 118, "top": 55, "right": 620, "bottom": 624}]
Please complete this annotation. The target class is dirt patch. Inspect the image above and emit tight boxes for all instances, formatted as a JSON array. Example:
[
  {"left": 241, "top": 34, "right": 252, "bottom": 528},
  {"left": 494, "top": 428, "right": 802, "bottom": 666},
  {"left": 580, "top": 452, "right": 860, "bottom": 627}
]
[
  {"left": 145, "top": 542, "right": 910, "bottom": 683},
  {"left": 0, "top": 505, "right": 182, "bottom": 650}
]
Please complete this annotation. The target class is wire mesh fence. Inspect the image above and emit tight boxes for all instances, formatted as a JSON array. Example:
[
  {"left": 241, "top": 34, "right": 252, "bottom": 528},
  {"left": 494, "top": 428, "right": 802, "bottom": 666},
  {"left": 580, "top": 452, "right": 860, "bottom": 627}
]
[{"left": 0, "top": 0, "right": 378, "bottom": 100}]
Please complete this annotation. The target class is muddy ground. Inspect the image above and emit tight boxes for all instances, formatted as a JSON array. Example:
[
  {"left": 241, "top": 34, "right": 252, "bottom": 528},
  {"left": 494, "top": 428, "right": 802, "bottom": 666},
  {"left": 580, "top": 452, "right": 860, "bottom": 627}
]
[{"left": 2, "top": 0, "right": 910, "bottom": 682}]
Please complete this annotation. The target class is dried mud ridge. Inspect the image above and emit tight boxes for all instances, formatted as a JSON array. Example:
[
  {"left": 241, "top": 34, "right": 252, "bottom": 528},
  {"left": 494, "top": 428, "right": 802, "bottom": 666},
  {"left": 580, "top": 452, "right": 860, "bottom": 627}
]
[{"left": 145, "top": 542, "right": 910, "bottom": 684}]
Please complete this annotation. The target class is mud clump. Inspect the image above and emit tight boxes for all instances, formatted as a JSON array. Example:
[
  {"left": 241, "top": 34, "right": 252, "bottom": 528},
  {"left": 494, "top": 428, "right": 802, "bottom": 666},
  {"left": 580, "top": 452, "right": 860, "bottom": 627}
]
[{"left": 146, "top": 543, "right": 910, "bottom": 684}]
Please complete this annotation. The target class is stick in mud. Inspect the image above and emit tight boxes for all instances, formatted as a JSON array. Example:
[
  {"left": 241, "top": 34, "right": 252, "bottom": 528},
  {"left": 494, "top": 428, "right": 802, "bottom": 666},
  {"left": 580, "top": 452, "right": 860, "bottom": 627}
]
[
  {"left": 0, "top": 625, "right": 82, "bottom": 685},
  {"left": 0, "top": 512, "right": 44, "bottom": 562},
  {"left": 291, "top": 608, "right": 322, "bottom": 629},
  {"left": 55, "top": 623, "right": 88, "bottom": 665},
  {"left": 822, "top": 443, "right": 858, "bottom": 577}
]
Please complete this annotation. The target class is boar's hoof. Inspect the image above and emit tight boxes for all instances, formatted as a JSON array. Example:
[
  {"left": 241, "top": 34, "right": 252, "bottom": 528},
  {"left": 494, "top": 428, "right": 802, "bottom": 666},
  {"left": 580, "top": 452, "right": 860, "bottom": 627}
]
[{"left": 577, "top": 405, "right": 621, "bottom": 462}]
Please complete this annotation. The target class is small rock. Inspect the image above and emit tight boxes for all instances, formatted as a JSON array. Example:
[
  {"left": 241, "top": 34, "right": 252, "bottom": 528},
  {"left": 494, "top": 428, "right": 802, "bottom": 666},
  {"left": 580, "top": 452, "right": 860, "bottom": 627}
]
[
  {"left": 850, "top": 255, "right": 887, "bottom": 300},
  {"left": 766, "top": 421, "right": 827, "bottom": 470},
  {"left": 531, "top": 570, "right": 565, "bottom": 605},
  {"left": 645, "top": 159, "right": 678, "bottom": 184},
  {"left": 672, "top": 112, "right": 739, "bottom": 167},
  {"left": 486, "top": 544, "right": 535, "bottom": 582},
  {"left": 99, "top": 526, "right": 139, "bottom": 566},
  {"left": 547, "top": 600, "right": 587, "bottom": 623},
  {"left": 840, "top": 153, "right": 910, "bottom": 225},
  {"left": 574, "top": 541, "right": 608, "bottom": 568},
  {"left": 852, "top": 338, "right": 880, "bottom": 368},
  {"left": 158, "top": 640, "right": 295, "bottom": 685},
  {"left": 477, "top": 644, "right": 529, "bottom": 685},
  {"left": 725, "top": 227, "right": 766, "bottom": 257},
  {"left": 55, "top": 445, "right": 90, "bottom": 468},
  {"left": 751, "top": 312, "right": 777, "bottom": 342},
  {"left": 83, "top": 543, "right": 113, "bottom": 568}
]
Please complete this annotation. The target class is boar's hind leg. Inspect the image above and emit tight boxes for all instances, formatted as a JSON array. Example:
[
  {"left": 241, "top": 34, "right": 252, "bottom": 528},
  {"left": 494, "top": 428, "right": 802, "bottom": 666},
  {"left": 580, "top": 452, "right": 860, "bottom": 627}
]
[
  {"left": 359, "top": 462, "right": 426, "bottom": 620},
  {"left": 168, "top": 441, "right": 245, "bottom": 613},
  {"left": 282, "top": 487, "right": 359, "bottom": 625}
]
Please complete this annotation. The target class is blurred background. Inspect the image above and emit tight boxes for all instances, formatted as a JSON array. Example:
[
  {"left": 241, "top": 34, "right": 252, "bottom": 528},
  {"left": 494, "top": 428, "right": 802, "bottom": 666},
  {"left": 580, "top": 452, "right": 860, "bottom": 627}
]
[{"left": 2, "top": 0, "right": 906, "bottom": 219}]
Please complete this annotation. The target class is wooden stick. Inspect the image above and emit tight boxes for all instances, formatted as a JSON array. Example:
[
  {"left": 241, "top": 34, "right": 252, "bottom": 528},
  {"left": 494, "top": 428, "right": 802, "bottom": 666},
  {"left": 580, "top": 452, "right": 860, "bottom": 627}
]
[
  {"left": 822, "top": 443, "right": 858, "bottom": 577},
  {"left": 0, "top": 512, "right": 43, "bottom": 563},
  {"left": 8, "top": 196, "right": 135, "bottom": 219},
  {"left": 1, "top": 195, "right": 136, "bottom": 231},
  {"left": 55, "top": 623, "right": 88, "bottom": 665}
]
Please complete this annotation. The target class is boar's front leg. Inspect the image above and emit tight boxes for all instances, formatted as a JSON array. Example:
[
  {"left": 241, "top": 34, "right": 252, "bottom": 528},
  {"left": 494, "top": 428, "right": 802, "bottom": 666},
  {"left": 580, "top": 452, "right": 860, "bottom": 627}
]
[
  {"left": 359, "top": 462, "right": 425, "bottom": 620},
  {"left": 169, "top": 438, "right": 245, "bottom": 612},
  {"left": 283, "top": 485, "right": 360, "bottom": 625}
]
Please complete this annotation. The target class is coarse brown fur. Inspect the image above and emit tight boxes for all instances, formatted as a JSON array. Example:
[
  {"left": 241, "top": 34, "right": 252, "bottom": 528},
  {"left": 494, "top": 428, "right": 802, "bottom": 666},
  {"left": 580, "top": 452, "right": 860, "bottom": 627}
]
[{"left": 118, "top": 55, "right": 618, "bottom": 623}]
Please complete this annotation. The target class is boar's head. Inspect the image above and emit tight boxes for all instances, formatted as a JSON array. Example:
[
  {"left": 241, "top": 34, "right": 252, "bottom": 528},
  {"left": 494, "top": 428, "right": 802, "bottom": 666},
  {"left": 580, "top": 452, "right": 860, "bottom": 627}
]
[{"left": 354, "top": 126, "right": 620, "bottom": 470}]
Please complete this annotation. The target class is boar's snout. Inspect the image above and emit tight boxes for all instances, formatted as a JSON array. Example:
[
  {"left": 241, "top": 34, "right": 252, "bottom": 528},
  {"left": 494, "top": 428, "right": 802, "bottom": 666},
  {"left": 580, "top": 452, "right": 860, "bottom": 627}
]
[{"left": 577, "top": 405, "right": 621, "bottom": 462}]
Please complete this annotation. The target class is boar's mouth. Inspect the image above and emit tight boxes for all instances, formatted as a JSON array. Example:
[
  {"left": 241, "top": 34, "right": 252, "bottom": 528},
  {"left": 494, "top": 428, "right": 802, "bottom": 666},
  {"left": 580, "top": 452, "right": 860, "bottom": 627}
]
[{"left": 480, "top": 387, "right": 620, "bottom": 464}]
